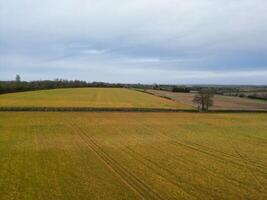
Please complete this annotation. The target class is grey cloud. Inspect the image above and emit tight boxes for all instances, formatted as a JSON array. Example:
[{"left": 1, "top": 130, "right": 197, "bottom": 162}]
[{"left": 0, "top": 0, "right": 267, "bottom": 83}]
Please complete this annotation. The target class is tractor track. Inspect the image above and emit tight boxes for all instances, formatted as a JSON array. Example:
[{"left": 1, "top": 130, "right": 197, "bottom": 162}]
[
  {"left": 69, "top": 121, "right": 164, "bottom": 200},
  {"left": 122, "top": 127, "right": 264, "bottom": 193},
  {"left": 142, "top": 124, "right": 267, "bottom": 175}
]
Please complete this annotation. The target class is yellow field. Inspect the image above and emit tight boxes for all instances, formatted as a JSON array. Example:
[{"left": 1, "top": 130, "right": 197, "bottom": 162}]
[
  {"left": 0, "top": 112, "right": 266, "bottom": 200},
  {"left": 0, "top": 88, "right": 190, "bottom": 109}
]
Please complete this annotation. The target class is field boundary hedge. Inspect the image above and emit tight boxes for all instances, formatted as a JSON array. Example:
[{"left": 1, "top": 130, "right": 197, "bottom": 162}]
[
  {"left": 0, "top": 107, "right": 195, "bottom": 112},
  {"left": 134, "top": 89, "right": 177, "bottom": 102},
  {"left": 0, "top": 106, "right": 267, "bottom": 113}
]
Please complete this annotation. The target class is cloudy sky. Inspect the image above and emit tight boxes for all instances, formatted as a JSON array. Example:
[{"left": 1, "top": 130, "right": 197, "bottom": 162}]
[{"left": 1, "top": 0, "right": 267, "bottom": 84}]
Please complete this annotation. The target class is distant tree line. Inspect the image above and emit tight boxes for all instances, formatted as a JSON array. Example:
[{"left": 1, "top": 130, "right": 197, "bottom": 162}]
[
  {"left": 0, "top": 76, "right": 133, "bottom": 94},
  {"left": 152, "top": 85, "right": 191, "bottom": 93},
  {"left": 0, "top": 75, "right": 163, "bottom": 94},
  {"left": 171, "top": 86, "right": 190, "bottom": 93},
  {"left": 152, "top": 85, "right": 243, "bottom": 94},
  {"left": 1, "top": 75, "right": 266, "bottom": 99},
  {"left": 246, "top": 93, "right": 267, "bottom": 101}
]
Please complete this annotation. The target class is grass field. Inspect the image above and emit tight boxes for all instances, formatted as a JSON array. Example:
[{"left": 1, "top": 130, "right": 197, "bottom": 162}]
[
  {"left": 0, "top": 88, "right": 190, "bottom": 109},
  {"left": 147, "top": 89, "right": 267, "bottom": 110},
  {"left": 0, "top": 112, "right": 266, "bottom": 200}
]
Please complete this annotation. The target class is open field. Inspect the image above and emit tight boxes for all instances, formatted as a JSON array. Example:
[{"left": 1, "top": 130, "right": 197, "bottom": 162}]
[
  {"left": 0, "top": 112, "right": 266, "bottom": 200},
  {"left": 147, "top": 89, "right": 267, "bottom": 110},
  {"left": 0, "top": 88, "right": 190, "bottom": 109}
]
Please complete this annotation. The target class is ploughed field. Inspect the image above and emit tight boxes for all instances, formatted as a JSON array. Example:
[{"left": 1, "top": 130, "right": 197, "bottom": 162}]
[
  {"left": 0, "top": 112, "right": 266, "bottom": 200},
  {"left": 0, "top": 88, "right": 189, "bottom": 109},
  {"left": 147, "top": 89, "right": 267, "bottom": 110}
]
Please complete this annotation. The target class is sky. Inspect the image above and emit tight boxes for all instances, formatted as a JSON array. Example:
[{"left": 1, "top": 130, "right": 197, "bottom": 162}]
[{"left": 1, "top": 0, "right": 267, "bottom": 84}]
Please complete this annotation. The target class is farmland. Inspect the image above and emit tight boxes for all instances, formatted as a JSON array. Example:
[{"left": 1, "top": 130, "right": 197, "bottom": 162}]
[
  {"left": 147, "top": 89, "right": 267, "bottom": 110},
  {"left": 0, "top": 112, "right": 266, "bottom": 200},
  {"left": 0, "top": 88, "right": 190, "bottom": 109}
]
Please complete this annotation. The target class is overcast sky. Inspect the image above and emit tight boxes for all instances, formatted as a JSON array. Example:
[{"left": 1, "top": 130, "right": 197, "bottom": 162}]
[{"left": 1, "top": 0, "right": 267, "bottom": 84}]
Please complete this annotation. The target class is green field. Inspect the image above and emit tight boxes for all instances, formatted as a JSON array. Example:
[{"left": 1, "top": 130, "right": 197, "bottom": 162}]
[
  {"left": 0, "top": 88, "right": 189, "bottom": 109},
  {"left": 0, "top": 112, "right": 266, "bottom": 200}
]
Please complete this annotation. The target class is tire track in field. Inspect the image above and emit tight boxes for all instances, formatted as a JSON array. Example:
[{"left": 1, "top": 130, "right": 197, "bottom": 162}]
[
  {"left": 129, "top": 117, "right": 267, "bottom": 172},
  {"left": 105, "top": 123, "right": 251, "bottom": 198},
  {"left": 188, "top": 141, "right": 267, "bottom": 170},
  {"left": 67, "top": 118, "right": 163, "bottom": 200},
  {"left": 85, "top": 124, "right": 217, "bottom": 199},
  {"left": 121, "top": 146, "right": 215, "bottom": 200},
  {"left": 180, "top": 125, "right": 267, "bottom": 168},
  {"left": 93, "top": 123, "right": 261, "bottom": 197},
  {"left": 142, "top": 124, "right": 267, "bottom": 175},
  {"left": 176, "top": 138, "right": 267, "bottom": 172},
  {"left": 137, "top": 123, "right": 267, "bottom": 193},
  {"left": 164, "top": 135, "right": 267, "bottom": 175},
  {"left": 122, "top": 147, "right": 261, "bottom": 195},
  {"left": 233, "top": 147, "right": 267, "bottom": 192},
  {"left": 116, "top": 124, "right": 264, "bottom": 192},
  {"left": 69, "top": 121, "right": 164, "bottom": 200}
]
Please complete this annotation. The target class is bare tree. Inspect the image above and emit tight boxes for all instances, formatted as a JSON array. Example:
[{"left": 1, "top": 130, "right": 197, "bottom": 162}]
[{"left": 193, "top": 89, "right": 214, "bottom": 111}]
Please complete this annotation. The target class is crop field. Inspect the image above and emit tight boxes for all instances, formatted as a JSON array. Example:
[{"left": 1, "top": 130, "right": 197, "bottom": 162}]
[
  {"left": 0, "top": 112, "right": 266, "bottom": 200},
  {"left": 147, "top": 89, "right": 267, "bottom": 110},
  {"left": 0, "top": 88, "right": 189, "bottom": 109}
]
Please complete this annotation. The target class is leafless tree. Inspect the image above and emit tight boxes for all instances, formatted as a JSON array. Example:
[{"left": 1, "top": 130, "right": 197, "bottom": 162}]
[{"left": 193, "top": 89, "right": 214, "bottom": 111}]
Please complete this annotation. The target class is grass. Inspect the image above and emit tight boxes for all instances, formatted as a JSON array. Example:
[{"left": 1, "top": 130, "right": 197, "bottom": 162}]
[
  {"left": 0, "top": 88, "right": 190, "bottom": 109},
  {"left": 0, "top": 112, "right": 266, "bottom": 200}
]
